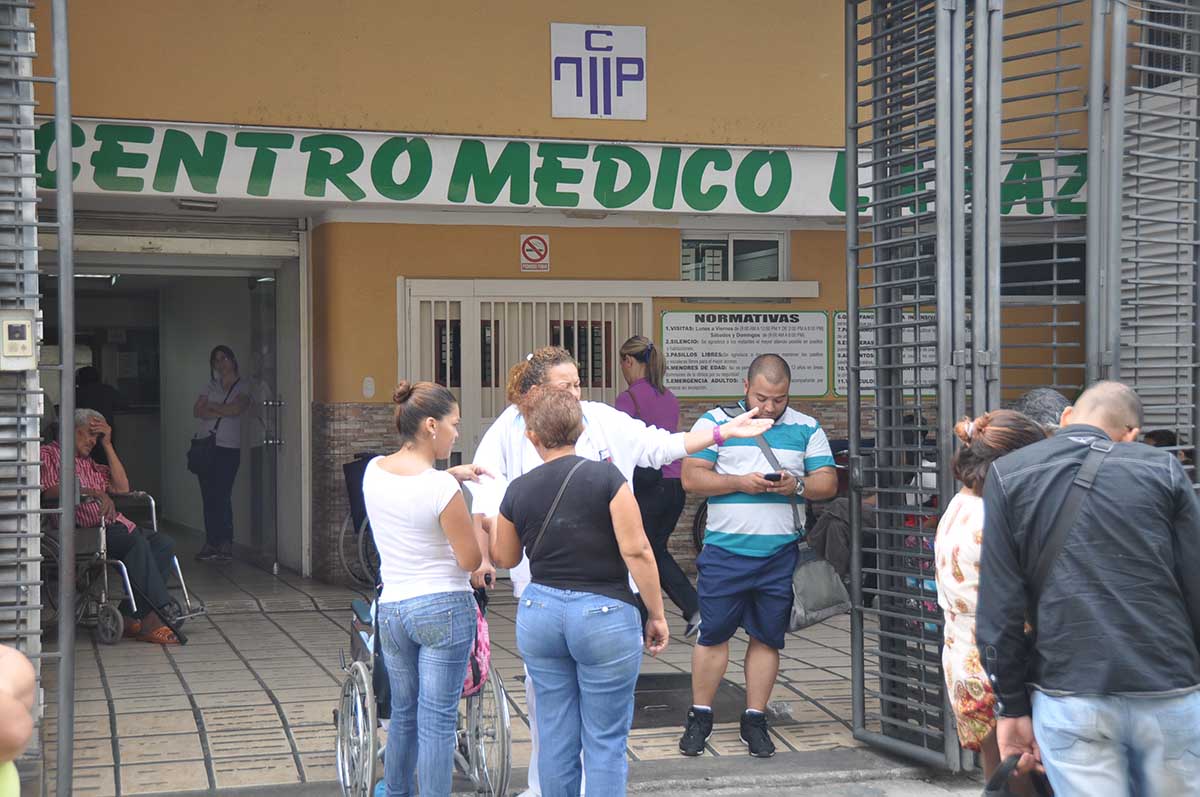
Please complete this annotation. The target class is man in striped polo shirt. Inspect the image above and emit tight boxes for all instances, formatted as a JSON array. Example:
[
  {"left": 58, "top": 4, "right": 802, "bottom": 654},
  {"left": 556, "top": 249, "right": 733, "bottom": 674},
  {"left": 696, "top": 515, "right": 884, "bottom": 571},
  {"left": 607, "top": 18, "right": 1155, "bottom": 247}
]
[{"left": 678, "top": 354, "right": 837, "bottom": 758}]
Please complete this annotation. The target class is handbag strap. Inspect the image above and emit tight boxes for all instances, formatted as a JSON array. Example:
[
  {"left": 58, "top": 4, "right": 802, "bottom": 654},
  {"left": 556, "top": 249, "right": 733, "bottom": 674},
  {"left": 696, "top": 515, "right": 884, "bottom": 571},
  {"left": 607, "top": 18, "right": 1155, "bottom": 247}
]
[
  {"left": 752, "top": 434, "right": 804, "bottom": 534},
  {"left": 211, "top": 379, "right": 240, "bottom": 433},
  {"left": 528, "top": 458, "right": 588, "bottom": 559},
  {"left": 1030, "top": 439, "right": 1112, "bottom": 602},
  {"left": 624, "top": 386, "right": 643, "bottom": 420}
]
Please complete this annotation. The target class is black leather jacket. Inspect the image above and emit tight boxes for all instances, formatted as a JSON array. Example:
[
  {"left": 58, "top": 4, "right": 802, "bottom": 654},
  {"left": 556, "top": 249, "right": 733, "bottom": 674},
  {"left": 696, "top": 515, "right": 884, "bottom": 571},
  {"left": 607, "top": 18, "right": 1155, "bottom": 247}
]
[{"left": 976, "top": 425, "right": 1200, "bottom": 717}]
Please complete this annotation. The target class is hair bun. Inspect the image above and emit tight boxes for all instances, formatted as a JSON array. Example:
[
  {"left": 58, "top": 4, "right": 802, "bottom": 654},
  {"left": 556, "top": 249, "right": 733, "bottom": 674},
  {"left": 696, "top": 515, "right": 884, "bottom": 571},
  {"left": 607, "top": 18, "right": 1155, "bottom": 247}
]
[
  {"left": 953, "top": 416, "right": 974, "bottom": 444},
  {"left": 393, "top": 381, "right": 415, "bottom": 405}
]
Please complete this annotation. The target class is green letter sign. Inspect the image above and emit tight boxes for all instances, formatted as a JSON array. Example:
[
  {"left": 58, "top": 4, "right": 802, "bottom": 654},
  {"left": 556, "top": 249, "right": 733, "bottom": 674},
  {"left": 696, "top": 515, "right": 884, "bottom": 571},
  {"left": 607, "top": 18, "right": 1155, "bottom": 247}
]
[
  {"left": 234, "top": 132, "right": 295, "bottom": 197},
  {"left": 592, "top": 145, "right": 650, "bottom": 209},
  {"left": 448, "top": 140, "right": 530, "bottom": 205},
  {"left": 299, "top": 134, "right": 366, "bottom": 201},
  {"left": 91, "top": 124, "right": 155, "bottom": 192},
  {"left": 153, "top": 129, "right": 228, "bottom": 194},
  {"left": 371, "top": 137, "right": 433, "bottom": 201}
]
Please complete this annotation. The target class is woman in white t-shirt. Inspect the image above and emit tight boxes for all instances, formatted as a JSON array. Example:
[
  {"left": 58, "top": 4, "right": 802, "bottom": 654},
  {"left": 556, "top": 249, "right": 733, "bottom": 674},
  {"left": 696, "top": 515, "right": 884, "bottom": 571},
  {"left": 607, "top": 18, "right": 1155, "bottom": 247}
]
[
  {"left": 362, "top": 381, "right": 484, "bottom": 797},
  {"left": 192, "top": 345, "right": 251, "bottom": 563}
]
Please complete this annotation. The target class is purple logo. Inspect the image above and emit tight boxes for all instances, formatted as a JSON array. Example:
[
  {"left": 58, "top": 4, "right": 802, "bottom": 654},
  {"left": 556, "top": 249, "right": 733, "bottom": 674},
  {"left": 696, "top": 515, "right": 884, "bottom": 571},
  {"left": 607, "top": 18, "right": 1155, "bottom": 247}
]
[{"left": 551, "top": 24, "right": 647, "bottom": 121}]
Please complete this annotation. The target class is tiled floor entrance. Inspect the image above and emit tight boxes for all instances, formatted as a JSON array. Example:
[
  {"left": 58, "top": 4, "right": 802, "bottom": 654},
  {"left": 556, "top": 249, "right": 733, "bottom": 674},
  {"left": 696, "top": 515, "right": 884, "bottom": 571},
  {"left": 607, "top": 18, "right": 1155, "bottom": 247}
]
[{"left": 43, "top": 533, "right": 865, "bottom": 795}]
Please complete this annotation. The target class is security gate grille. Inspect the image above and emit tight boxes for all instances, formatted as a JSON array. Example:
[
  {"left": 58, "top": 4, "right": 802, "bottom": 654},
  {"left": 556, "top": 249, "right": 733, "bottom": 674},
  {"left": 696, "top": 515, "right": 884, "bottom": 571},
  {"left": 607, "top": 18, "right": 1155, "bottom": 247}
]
[
  {"left": 1113, "top": 3, "right": 1200, "bottom": 484},
  {"left": 405, "top": 281, "right": 650, "bottom": 460}
]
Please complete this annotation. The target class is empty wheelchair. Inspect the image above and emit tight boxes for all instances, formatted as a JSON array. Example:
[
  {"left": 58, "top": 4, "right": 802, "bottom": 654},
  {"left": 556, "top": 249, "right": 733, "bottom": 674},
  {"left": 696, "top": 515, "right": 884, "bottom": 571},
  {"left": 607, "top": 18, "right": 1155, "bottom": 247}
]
[
  {"left": 335, "top": 590, "right": 511, "bottom": 797},
  {"left": 41, "top": 490, "right": 206, "bottom": 644}
]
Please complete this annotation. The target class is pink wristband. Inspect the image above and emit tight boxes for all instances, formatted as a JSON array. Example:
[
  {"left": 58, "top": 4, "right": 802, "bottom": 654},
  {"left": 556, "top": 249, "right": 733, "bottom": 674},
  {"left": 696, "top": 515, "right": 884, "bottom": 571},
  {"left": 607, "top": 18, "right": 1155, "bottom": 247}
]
[{"left": 712, "top": 425, "right": 725, "bottom": 446}]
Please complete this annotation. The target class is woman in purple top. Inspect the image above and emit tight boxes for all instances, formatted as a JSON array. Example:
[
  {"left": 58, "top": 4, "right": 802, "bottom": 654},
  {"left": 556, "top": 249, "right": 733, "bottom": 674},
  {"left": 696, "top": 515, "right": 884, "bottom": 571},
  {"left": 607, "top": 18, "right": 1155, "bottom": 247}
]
[{"left": 616, "top": 335, "right": 701, "bottom": 636}]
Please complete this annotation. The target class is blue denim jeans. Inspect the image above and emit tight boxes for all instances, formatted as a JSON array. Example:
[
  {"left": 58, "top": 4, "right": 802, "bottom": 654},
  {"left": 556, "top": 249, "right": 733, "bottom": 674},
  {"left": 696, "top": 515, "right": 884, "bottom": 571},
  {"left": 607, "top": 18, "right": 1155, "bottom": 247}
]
[
  {"left": 378, "top": 591, "right": 476, "bottom": 797},
  {"left": 1033, "top": 690, "right": 1200, "bottom": 797},
  {"left": 517, "top": 583, "right": 643, "bottom": 797}
]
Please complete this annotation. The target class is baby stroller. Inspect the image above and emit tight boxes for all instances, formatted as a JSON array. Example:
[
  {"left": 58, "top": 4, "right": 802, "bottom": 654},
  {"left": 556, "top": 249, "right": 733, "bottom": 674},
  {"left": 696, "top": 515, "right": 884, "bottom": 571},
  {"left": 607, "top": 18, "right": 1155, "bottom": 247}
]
[{"left": 334, "top": 586, "right": 511, "bottom": 797}]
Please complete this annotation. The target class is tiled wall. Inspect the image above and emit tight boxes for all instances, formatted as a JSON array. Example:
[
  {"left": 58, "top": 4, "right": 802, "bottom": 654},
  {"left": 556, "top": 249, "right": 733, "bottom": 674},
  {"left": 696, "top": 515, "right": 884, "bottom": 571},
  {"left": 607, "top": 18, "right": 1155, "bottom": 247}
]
[{"left": 311, "top": 399, "right": 873, "bottom": 585}]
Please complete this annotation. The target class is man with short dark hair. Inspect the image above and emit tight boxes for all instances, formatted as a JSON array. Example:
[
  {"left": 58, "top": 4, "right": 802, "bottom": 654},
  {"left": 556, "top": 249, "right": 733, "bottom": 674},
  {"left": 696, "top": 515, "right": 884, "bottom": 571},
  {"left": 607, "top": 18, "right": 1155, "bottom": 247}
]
[
  {"left": 978, "top": 381, "right": 1200, "bottom": 793},
  {"left": 678, "top": 354, "right": 837, "bottom": 758},
  {"left": 1010, "top": 387, "right": 1071, "bottom": 432}
]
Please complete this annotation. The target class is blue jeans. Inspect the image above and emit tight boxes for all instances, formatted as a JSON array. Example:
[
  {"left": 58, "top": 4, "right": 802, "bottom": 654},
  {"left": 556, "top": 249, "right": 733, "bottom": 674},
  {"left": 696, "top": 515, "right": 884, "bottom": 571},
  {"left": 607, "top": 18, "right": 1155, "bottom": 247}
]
[
  {"left": 517, "top": 584, "right": 643, "bottom": 797},
  {"left": 378, "top": 591, "right": 476, "bottom": 797},
  {"left": 196, "top": 445, "right": 240, "bottom": 547},
  {"left": 1033, "top": 690, "right": 1200, "bottom": 797}
]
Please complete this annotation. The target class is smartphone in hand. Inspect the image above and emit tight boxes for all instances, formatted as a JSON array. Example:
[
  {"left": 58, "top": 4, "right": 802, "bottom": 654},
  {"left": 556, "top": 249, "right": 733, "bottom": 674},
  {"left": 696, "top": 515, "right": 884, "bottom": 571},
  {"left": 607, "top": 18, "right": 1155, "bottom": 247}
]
[{"left": 763, "top": 472, "right": 783, "bottom": 482}]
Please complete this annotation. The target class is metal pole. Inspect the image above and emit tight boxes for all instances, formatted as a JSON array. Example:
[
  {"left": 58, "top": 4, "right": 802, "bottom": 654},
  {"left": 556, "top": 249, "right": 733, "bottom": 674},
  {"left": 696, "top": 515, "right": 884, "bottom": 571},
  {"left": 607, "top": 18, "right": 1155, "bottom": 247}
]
[
  {"left": 1084, "top": 0, "right": 1107, "bottom": 384},
  {"left": 971, "top": 0, "right": 991, "bottom": 415},
  {"left": 934, "top": 0, "right": 955, "bottom": 526},
  {"left": 844, "top": 0, "right": 865, "bottom": 738},
  {"left": 1105, "top": 1, "right": 1128, "bottom": 380},
  {"left": 1193, "top": 99, "right": 1200, "bottom": 489},
  {"left": 985, "top": 1, "right": 1002, "bottom": 411},
  {"left": 51, "top": 1, "right": 76, "bottom": 793}
]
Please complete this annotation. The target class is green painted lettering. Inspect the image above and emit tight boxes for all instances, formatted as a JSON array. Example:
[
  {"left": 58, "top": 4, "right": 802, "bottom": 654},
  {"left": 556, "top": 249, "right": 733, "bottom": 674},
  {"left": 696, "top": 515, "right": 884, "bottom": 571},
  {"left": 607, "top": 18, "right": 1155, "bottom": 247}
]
[
  {"left": 370, "top": 137, "right": 433, "bottom": 201},
  {"left": 299, "top": 134, "right": 366, "bottom": 200},
  {"left": 90, "top": 124, "right": 154, "bottom": 192},
  {"left": 681, "top": 149, "right": 732, "bottom": 212},
  {"left": 234, "top": 132, "right": 295, "bottom": 197},
  {"left": 591, "top": 145, "right": 650, "bottom": 209},
  {"left": 734, "top": 151, "right": 791, "bottom": 213},
  {"left": 828, "top": 150, "right": 868, "bottom": 213},
  {"left": 534, "top": 143, "right": 588, "bottom": 208},
  {"left": 652, "top": 148, "right": 681, "bottom": 210},
  {"left": 1055, "top": 153, "right": 1087, "bottom": 215},
  {"left": 447, "top": 140, "right": 530, "bottom": 204},
  {"left": 35, "top": 120, "right": 84, "bottom": 189},
  {"left": 1000, "top": 153, "right": 1044, "bottom": 215},
  {"left": 152, "top": 129, "right": 227, "bottom": 194}
]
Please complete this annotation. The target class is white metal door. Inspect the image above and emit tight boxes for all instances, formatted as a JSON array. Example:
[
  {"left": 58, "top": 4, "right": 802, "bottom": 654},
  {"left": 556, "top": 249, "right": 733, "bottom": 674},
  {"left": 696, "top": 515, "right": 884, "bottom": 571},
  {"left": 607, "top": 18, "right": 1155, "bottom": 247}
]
[{"left": 406, "top": 281, "right": 651, "bottom": 460}]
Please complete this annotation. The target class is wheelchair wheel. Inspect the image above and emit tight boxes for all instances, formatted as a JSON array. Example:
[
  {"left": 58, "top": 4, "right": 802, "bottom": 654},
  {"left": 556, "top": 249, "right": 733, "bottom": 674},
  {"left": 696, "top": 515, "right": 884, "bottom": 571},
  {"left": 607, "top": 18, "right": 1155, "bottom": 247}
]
[
  {"left": 336, "top": 660, "right": 377, "bottom": 797},
  {"left": 459, "top": 665, "right": 511, "bottom": 797},
  {"left": 95, "top": 604, "right": 123, "bottom": 645},
  {"left": 338, "top": 513, "right": 374, "bottom": 588},
  {"left": 357, "top": 522, "right": 380, "bottom": 588},
  {"left": 159, "top": 598, "right": 187, "bottom": 630}
]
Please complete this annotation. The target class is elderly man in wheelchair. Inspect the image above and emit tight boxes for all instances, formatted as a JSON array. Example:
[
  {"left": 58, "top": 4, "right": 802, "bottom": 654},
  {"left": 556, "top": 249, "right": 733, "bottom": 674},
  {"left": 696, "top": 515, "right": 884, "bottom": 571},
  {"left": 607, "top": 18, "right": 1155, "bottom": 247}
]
[{"left": 40, "top": 408, "right": 182, "bottom": 645}]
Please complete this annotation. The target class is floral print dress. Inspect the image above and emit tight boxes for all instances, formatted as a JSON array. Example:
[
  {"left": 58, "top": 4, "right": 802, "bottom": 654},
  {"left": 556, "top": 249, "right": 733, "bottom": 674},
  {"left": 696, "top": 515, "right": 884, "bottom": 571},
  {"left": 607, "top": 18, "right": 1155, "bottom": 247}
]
[{"left": 934, "top": 490, "right": 995, "bottom": 750}]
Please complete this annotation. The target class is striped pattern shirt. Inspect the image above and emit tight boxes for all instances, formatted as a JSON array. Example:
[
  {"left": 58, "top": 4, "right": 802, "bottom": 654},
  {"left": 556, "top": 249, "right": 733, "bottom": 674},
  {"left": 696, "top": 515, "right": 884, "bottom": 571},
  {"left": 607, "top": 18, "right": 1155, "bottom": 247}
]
[
  {"left": 690, "top": 403, "right": 835, "bottom": 557},
  {"left": 39, "top": 442, "right": 135, "bottom": 531}
]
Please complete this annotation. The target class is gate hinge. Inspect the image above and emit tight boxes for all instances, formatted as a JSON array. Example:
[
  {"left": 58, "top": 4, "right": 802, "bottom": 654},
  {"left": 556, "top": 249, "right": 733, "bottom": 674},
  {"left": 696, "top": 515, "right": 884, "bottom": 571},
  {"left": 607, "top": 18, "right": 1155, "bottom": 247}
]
[{"left": 849, "top": 455, "right": 864, "bottom": 491}]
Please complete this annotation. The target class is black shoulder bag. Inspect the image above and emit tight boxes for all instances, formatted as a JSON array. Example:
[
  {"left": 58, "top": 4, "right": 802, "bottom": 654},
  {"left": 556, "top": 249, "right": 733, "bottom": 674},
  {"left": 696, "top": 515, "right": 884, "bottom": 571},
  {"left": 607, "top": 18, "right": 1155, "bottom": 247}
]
[
  {"left": 527, "top": 459, "right": 588, "bottom": 560},
  {"left": 187, "top": 380, "right": 239, "bottom": 476},
  {"left": 751, "top": 434, "right": 851, "bottom": 631}
]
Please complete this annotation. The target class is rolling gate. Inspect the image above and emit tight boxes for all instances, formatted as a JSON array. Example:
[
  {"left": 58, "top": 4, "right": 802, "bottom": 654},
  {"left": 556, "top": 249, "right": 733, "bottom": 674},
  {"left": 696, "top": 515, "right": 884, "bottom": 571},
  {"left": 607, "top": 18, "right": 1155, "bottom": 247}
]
[{"left": 843, "top": 0, "right": 1200, "bottom": 770}]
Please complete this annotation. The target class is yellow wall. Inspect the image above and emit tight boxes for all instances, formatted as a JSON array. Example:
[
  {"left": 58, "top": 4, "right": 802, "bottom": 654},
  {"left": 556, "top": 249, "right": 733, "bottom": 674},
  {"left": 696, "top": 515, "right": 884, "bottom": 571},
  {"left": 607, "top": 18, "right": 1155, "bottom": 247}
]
[
  {"left": 313, "top": 223, "right": 682, "bottom": 402},
  {"left": 33, "top": 1, "right": 844, "bottom": 148}
]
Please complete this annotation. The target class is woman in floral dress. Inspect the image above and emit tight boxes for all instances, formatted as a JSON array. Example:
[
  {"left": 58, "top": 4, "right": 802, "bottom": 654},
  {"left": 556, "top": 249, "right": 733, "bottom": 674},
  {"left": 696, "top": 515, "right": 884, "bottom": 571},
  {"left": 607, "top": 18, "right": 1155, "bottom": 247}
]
[{"left": 936, "top": 410, "right": 1045, "bottom": 783}]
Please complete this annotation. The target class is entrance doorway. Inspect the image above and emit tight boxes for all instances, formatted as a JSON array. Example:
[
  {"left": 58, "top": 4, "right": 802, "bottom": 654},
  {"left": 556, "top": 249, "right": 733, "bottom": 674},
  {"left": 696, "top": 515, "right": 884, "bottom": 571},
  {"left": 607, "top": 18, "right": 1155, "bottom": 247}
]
[{"left": 38, "top": 265, "right": 302, "bottom": 574}]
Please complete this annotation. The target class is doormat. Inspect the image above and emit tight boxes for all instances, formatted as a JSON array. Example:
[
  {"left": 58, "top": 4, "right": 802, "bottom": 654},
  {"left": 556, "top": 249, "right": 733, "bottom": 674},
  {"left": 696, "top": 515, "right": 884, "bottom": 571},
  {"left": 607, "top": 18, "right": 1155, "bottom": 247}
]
[{"left": 631, "top": 673, "right": 746, "bottom": 730}]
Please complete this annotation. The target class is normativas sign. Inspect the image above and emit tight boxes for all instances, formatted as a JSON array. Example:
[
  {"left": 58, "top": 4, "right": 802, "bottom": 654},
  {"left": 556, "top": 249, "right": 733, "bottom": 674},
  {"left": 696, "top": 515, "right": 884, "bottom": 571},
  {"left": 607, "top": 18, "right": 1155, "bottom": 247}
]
[{"left": 662, "top": 311, "right": 828, "bottom": 398}]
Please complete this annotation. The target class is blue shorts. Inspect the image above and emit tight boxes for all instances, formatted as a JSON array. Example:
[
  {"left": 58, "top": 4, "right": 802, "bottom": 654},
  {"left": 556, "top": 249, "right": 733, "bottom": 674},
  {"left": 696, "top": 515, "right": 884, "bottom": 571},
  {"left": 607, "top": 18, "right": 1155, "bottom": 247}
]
[{"left": 696, "top": 541, "right": 797, "bottom": 650}]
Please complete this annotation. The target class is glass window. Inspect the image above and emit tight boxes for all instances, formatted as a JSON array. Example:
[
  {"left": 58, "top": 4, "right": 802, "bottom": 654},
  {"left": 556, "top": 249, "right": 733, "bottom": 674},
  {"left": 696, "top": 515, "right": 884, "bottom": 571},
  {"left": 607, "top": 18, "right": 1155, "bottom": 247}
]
[{"left": 681, "top": 234, "right": 782, "bottom": 281}]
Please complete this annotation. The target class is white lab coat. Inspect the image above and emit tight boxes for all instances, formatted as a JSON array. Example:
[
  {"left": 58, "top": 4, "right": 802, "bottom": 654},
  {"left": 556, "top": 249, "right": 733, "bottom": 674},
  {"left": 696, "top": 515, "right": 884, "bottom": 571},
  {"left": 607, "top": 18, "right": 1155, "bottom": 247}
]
[{"left": 469, "top": 400, "right": 689, "bottom": 597}]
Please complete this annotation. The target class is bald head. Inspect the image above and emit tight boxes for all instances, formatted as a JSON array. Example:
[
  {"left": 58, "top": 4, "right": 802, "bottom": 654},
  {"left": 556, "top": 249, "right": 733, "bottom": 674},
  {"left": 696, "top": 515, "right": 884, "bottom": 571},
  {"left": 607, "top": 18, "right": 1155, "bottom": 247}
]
[
  {"left": 1063, "top": 381, "right": 1143, "bottom": 441},
  {"left": 747, "top": 354, "right": 791, "bottom": 387}
]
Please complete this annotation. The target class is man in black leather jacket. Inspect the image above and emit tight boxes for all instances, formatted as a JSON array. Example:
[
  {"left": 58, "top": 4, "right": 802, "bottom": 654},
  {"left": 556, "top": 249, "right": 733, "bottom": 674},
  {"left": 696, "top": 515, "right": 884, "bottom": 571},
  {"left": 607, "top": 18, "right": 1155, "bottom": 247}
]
[{"left": 977, "top": 381, "right": 1200, "bottom": 794}]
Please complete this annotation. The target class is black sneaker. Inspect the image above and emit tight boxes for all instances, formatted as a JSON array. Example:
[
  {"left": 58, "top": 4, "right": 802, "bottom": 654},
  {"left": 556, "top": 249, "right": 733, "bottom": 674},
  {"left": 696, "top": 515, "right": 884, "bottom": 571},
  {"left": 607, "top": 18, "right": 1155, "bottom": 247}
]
[
  {"left": 216, "top": 543, "right": 233, "bottom": 562},
  {"left": 740, "top": 711, "right": 776, "bottom": 758},
  {"left": 195, "top": 544, "right": 220, "bottom": 562},
  {"left": 678, "top": 708, "right": 713, "bottom": 756}
]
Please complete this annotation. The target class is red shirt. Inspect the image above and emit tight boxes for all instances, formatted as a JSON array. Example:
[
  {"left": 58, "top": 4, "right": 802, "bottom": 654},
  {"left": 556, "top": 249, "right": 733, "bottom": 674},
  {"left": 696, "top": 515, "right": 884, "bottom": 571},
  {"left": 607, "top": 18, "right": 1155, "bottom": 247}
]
[{"left": 39, "top": 442, "right": 136, "bottom": 532}]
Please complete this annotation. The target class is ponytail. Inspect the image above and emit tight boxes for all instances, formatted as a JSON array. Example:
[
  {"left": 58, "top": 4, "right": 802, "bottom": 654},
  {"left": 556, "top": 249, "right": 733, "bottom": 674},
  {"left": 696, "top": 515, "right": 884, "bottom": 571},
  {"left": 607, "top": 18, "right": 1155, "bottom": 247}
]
[
  {"left": 505, "top": 347, "right": 577, "bottom": 405},
  {"left": 619, "top": 335, "right": 666, "bottom": 394}
]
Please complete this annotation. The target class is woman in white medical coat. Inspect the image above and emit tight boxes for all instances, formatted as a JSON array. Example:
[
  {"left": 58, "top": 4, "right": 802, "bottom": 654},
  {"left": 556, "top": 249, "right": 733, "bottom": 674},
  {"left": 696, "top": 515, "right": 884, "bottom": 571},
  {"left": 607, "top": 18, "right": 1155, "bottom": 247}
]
[{"left": 469, "top": 345, "right": 771, "bottom": 797}]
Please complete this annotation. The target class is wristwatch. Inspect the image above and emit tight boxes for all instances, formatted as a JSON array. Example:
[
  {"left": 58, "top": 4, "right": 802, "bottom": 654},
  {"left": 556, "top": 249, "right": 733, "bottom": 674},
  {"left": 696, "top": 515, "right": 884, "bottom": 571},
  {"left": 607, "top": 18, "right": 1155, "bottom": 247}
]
[{"left": 794, "top": 476, "right": 805, "bottom": 497}]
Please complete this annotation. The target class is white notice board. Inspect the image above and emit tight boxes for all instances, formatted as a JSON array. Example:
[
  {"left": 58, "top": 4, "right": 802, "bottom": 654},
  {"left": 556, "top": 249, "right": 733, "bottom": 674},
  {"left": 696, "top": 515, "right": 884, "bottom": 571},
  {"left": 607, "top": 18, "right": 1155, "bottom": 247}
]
[{"left": 662, "top": 311, "right": 828, "bottom": 398}]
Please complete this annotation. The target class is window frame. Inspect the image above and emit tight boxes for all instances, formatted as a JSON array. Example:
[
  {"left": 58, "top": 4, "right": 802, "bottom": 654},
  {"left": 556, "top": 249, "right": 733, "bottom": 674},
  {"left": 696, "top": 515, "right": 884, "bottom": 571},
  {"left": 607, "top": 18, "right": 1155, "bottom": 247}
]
[{"left": 680, "top": 231, "right": 790, "bottom": 283}]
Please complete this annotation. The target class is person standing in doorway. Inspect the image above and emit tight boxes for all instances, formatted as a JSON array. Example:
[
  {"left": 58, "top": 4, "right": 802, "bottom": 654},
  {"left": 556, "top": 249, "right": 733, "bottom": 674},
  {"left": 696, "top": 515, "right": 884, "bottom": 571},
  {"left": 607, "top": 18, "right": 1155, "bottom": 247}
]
[
  {"left": 615, "top": 335, "right": 700, "bottom": 637},
  {"left": 193, "top": 345, "right": 251, "bottom": 563},
  {"left": 679, "top": 354, "right": 838, "bottom": 759}
]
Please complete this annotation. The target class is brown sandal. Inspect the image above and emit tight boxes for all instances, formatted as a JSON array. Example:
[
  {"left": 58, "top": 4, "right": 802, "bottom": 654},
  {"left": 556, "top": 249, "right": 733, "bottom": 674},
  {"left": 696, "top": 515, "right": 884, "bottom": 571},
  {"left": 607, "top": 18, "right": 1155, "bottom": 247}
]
[
  {"left": 122, "top": 619, "right": 143, "bottom": 639},
  {"left": 136, "top": 626, "right": 179, "bottom": 645}
]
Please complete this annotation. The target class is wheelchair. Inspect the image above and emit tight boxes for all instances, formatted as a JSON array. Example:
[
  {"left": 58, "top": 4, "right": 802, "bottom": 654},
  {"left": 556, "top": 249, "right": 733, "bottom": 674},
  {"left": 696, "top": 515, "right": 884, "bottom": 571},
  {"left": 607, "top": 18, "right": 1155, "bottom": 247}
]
[
  {"left": 41, "top": 490, "right": 206, "bottom": 644},
  {"left": 335, "top": 591, "right": 511, "bottom": 797}
]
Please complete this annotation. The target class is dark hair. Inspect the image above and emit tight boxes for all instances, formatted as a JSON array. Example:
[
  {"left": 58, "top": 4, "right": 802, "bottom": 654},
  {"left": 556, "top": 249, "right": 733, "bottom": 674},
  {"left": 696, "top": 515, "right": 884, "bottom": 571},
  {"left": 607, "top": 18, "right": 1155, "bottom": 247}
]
[
  {"left": 504, "top": 346, "right": 579, "bottom": 404},
  {"left": 75, "top": 366, "right": 100, "bottom": 387},
  {"left": 392, "top": 380, "right": 457, "bottom": 446},
  {"left": 209, "top": 345, "right": 239, "bottom": 380},
  {"left": 1010, "top": 388, "right": 1072, "bottom": 430},
  {"left": 620, "top": 335, "right": 666, "bottom": 394},
  {"left": 747, "top": 353, "right": 791, "bottom": 386},
  {"left": 952, "top": 410, "right": 1046, "bottom": 492},
  {"left": 520, "top": 386, "right": 583, "bottom": 450},
  {"left": 1144, "top": 429, "right": 1178, "bottom": 448}
]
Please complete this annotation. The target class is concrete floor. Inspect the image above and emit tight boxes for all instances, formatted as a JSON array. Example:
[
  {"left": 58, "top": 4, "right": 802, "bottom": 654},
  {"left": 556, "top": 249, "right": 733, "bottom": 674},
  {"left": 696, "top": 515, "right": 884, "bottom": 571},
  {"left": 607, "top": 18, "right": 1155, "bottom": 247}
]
[{"left": 40, "top": 531, "right": 881, "bottom": 796}]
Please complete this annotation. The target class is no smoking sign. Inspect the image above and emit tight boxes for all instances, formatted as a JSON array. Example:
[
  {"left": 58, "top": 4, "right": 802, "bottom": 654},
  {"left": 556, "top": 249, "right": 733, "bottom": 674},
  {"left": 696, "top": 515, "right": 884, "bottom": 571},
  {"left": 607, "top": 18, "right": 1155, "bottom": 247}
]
[{"left": 520, "top": 233, "right": 550, "bottom": 272}]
